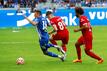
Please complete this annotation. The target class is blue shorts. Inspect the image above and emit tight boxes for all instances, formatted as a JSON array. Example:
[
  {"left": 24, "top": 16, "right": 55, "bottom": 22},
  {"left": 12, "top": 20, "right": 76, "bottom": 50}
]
[
  {"left": 39, "top": 37, "right": 49, "bottom": 48},
  {"left": 39, "top": 35, "right": 54, "bottom": 52},
  {"left": 39, "top": 34, "right": 49, "bottom": 51}
]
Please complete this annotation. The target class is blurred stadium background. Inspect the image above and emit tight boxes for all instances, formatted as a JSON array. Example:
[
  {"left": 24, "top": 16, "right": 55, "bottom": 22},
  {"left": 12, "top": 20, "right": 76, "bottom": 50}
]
[{"left": 0, "top": 0, "right": 107, "bottom": 9}]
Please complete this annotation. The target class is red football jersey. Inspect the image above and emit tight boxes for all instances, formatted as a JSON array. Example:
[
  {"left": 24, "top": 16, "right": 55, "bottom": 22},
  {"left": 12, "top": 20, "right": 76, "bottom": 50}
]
[
  {"left": 50, "top": 16, "right": 67, "bottom": 32},
  {"left": 80, "top": 15, "right": 92, "bottom": 39}
]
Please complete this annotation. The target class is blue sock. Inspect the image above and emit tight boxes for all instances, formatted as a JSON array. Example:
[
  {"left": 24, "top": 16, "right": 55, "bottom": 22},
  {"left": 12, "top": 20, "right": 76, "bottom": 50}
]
[{"left": 47, "top": 52, "right": 58, "bottom": 57}]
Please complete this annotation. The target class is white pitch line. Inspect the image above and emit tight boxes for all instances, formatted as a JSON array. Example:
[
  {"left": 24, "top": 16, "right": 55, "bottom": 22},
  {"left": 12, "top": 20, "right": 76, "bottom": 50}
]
[
  {"left": 0, "top": 42, "right": 25, "bottom": 44},
  {"left": 12, "top": 30, "right": 20, "bottom": 32},
  {"left": 7, "top": 13, "right": 15, "bottom": 16},
  {"left": 17, "top": 13, "right": 23, "bottom": 15}
]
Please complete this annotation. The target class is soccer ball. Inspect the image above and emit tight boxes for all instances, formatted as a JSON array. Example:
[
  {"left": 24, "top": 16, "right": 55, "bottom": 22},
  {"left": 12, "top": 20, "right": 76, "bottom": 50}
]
[{"left": 16, "top": 57, "right": 24, "bottom": 65}]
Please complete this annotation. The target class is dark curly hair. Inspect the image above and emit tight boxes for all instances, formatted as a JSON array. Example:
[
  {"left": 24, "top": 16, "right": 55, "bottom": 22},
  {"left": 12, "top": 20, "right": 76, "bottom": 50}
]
[
  {"left": 46, "top": 11, "right": 53, "bottom": 16},
  {"left": 34, "top": 10, "right": 42, "bottom": 15},
  {"left": 75, "top": 7, "right": 84, "bottom": 15}
]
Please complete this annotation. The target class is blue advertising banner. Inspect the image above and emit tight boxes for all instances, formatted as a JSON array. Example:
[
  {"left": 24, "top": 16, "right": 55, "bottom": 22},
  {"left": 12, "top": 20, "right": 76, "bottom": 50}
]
[{"left": 0, "top": 8, "right": 107, "bottom": 27}]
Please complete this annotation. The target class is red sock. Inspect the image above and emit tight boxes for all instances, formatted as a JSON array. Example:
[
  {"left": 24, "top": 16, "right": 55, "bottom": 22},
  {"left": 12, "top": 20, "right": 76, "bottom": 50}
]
[
  {"left": 62, "top": 44, "right": 67, "bottom": 52},
  {"left": 50, "top": 40, "right": 57, "bottom": 45},
  {"left": 76, "top": 45, "right": 81, "bottom": 60},
  {"left": 85, "top": 50, "right": 102, "bottom": 60}
]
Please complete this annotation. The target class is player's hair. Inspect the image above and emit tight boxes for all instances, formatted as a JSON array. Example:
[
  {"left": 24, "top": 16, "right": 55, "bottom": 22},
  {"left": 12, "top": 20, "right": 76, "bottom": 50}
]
[
  {"left": 46, "top": 11, "right": 53, "bottom": 16},
  {"left": 75, "top": 7, "right": 84, "bottom": 15},
  {"left": 34, "top": 10, "right": 42, "bottom": 15}
]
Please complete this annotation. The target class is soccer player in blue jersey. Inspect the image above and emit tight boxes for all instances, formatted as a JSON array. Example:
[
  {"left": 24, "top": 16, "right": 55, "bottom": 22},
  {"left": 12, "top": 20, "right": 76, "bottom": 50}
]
[{"left": 23, "top": 10, "right": 65, "bottom": 61}]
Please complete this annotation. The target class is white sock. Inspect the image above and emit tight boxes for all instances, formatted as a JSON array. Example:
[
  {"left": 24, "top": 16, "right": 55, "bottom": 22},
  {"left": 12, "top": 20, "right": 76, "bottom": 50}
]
[{"left": 58, "top": 55, "right": 62, "bottom": 58}]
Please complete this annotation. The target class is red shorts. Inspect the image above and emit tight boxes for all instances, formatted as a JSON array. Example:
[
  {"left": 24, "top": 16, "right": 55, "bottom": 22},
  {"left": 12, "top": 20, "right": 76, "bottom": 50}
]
[
  {"left": 78, "top": 36, "right": 92, "bottom": 50},
  {"left": 52, "top": 29, "right": 69, "bottom": 44}
]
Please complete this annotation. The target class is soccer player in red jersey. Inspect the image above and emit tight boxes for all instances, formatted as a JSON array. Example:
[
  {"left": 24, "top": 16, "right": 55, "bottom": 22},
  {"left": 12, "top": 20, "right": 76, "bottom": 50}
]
[
  {"left": 73, "top": 7, "right": 103, "bottom": 64},
  {"left": 46, "top": 11, "right": 69, "bottom": 53}
]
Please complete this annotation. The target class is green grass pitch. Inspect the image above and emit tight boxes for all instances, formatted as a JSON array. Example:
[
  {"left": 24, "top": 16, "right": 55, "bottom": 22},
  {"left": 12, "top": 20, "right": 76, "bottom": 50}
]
[{"left": 0, "top": 26, "right": 107, "bottom": 71}]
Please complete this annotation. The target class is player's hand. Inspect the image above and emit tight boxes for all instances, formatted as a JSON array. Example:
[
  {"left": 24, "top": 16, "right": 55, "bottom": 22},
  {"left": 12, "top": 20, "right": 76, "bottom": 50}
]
[
  {"left": 22, "top": 14, "right": 27, "bottom": 18},
  {"left": 48, "top": 32, "right": 52, "bottom": 35},
  {"left": 20, "top": 11, "right": 27, "bottom": 18},
  {"left": 74, "top": 29, "right": 79, "bottom": 32}
]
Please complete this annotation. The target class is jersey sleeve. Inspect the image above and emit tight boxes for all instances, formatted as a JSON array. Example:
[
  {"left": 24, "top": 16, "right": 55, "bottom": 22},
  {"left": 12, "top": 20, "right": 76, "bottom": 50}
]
[
  {"left": 50, "top": 21, "right": 54, "bottom": 25},
  {"left": 46, "top": 19, "right": 51, "bottom": 26},
  {"left": 80, "top": 17, "right": 88, "bottom": 26},
  {"left": 34, "top": 18, "right": 39, "bottom": 24}
]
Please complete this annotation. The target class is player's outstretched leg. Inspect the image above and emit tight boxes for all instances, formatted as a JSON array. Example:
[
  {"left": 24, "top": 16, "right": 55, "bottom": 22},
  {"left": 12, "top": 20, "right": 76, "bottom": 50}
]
[
  {"left": 85, "top": 49, "right": 103, "bottom": 64},
  {"left": 43, "top": 44, "right": 66, "bottom": 61},
  {"left": 46, "top": 43, "right": 66, "bottom": 55},
  {"left": 52, "top": 44, "right": 66, "bottom": 61},
  {"left": 43, "top": 51, "right": 58, "bottom": 57},
  {"left": 43, "top": 50, "right": 65, "bottom": 62},
  {"left": 54, "top": 45, "right": 66, "bottom": 58},
  {"left": 41, "top": 46, "right": 58, "bottom": 58}
]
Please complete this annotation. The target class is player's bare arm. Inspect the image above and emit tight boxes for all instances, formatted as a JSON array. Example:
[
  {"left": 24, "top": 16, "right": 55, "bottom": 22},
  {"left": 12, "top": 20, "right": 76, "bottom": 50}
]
[
  {"left": 23, "top": 14, "right": 37, "bottom": 26},
  {"left": 49, "top": 24, "right": 57, "bottom": 35},
  {"left": 48, "top": 30, "right": 56, "bottom": 35},
  {"left": 74, "top": 24, "right": 89, "bottom": 32}
]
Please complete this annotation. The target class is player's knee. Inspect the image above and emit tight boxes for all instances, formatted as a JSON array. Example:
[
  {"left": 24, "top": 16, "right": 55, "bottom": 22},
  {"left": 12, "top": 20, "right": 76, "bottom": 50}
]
[
  {"left": 75, "top": 42, "right": 79, "bottom": 47},
  {"left": 50, "top": 39, "right": 55, "bottom": 42},
  {"left": 43, "top": 51, "right": 48, "bottom": 55},
  {"left": 49, "top": 37, "right": 54, "bottom": 41},
  {"left": 62, "top": 44, "right": 66, "bottom": 47},
  {"left": 85, "top": 49, "right": 90, "bottom": 55}
]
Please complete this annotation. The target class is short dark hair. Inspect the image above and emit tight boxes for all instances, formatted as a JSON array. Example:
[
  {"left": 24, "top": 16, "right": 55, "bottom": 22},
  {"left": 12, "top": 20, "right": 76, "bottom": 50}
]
[
  {"left": 34, "top": 10, "right": 42, "bottom": 15},
  {"left": 75, "top": 7, "right": 84, "bottom": 15},
  {"left": 46, "top": 11, "right": 53, "bottom": 16}
]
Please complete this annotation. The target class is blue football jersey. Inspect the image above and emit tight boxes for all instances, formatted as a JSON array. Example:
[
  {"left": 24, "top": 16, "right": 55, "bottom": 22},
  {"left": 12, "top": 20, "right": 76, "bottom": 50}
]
[{"left": 34, "top": 16, "right": 49, "bottom": 39}]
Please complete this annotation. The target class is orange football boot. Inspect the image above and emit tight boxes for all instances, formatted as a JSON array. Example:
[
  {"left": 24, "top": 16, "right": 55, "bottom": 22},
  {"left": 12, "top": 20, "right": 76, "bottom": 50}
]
[
  {"left": 73, "top": 59, "right": 82, "bottom": 63},
  {"left": 97, "top": 59, "right": 104, "bottom": 64}
]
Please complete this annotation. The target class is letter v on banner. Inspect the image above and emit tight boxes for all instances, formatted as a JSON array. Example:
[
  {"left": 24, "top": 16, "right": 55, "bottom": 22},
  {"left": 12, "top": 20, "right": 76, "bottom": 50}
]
[
  {"left": 89, "top": 12, "right": 96, "bottom": 20},
  {"left": 69, "top": 13, "right": 77, "bottom": 26}
]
